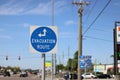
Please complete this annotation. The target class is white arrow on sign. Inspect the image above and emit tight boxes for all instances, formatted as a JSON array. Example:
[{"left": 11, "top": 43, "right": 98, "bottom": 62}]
[{"left": 38, "top": 29, "right": 47, "bottom": 37}]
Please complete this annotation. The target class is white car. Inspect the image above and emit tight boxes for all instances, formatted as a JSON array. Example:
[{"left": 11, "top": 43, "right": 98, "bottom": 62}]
[{"left": 81, "top": 73, "right": 96, "bottom": 79}]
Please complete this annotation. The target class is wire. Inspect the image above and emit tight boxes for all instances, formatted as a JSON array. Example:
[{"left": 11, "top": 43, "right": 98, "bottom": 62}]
[
  {"left": 84, "top": 36, "right": 113, "bottom": 42},
  {"left": 90, "top": 27, "right": 112, "bottom": 32},
  {"left": 83, "top": 0, "right": 111, "bottom": 35},
  {"left": 83, "top": 0, "right": 98, "bottom": 23}
]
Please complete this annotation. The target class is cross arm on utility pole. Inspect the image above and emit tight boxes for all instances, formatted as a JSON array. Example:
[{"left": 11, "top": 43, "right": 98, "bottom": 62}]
[{"left": 72, "top": 1, "right": 89, "bottom": 6}]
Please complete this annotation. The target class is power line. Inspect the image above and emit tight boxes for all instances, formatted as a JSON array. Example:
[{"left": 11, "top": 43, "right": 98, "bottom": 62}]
[
  {"left": 83, "top": 0, "right": 98, "bottom": 23},
  {"left": 90, "top": 27, "right": 112, "bottom": 32},
  {"left": 84, "top": 36, "right": 113, "bottom": 42},
  {"left": 83, "top": 0, "right": 111, "bottom": 35}
]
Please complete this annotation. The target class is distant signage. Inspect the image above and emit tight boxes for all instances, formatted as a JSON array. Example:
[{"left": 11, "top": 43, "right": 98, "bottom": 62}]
[
  {"left": 45, "top": 61, "right": 52, "bottom": 67},
  {"left": 79, "top": 55, "right": 92, "bottom": 69},
  {"left": 94, "top": 64, "right": 105, "bottom": 72},
  {"left": 117, "top": 26, "right": 120, "bottom": 44},
  {"left": 80, "top": 56, "right": 86, "bottom": 69},
  {"left": 30, "top": 26, "right": 58, "bottom": 53}
]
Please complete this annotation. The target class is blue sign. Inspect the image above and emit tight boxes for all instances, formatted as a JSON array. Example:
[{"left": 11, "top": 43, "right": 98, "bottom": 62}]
[
  {"left": 79, "top": 55, "right": 92, "bottom": 69},
  {"left": 30, "top": 26, "right": 57, "bottom": 53},
  {"left": 85, "top": 56, "right": 92, "bottom": 68},
  {"left": 80, "top": 56, "right": 86, "bottom": 69}
]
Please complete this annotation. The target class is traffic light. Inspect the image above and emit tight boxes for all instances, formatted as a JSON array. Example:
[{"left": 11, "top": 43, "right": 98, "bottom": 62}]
[
  {"left": 117, "top": 44, "right": 120, "bottom": 60},
  {"left": 18, "top": 56, "right": 21, "bottom": 60},
  {"left": 6, "top": 56, "right": 8, "bottom": 60},
  {"left": 117, "top": 52, "right": 120, "bottom": 60}
]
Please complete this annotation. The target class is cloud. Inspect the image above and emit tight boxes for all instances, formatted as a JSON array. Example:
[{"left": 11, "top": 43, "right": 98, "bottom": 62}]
[
  {"left": 0, "top": 29, "right": 11, "bottom": 40},
  {"left": 0, "top": 0, "right": 66, "bottom": 15},
  {"left": 25, "top": 1, "right": 66, "bottom": 15},
  {"left": 25, "top": 1, "right": 51, "bottom": 15},
  {"left": 0, "top": 0, "right": 28, "bottom": 15},
  {"left": 65, "top": 20, "right": 76, "bottom": 26},
  {"left": 0, "top": 35, "right": 12, "bottom": 40},
  {"left": 23, "top": 23, "right": 31, "bottom": 27},
  {"left": 59, "top": 32, "right": 77, "bottom": 39}
]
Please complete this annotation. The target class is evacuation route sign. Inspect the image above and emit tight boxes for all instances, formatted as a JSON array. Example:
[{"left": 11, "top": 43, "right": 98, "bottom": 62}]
[
  {"left": 79, "top": 55, "right": 92, "bottom": 69},
  {"left": 79, "top": 56, "right": 86, "bottom": 69},
  {"left": 30, "top": 26, "right": 58, "bottom": 53}
]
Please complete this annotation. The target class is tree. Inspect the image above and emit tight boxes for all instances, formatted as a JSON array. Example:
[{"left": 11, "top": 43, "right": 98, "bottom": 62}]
[
  {"left": 72, "top": 51, "right": 78, "bottom": 71},
  {"left": 65, "top": 51, "right": 78, "bottom": 72},
  {"left": 65, "top": 51, "right": 94, "bottom": 73},
  {"left": 66, "top": 58, "right": 73, "bottom": 71},
  {"left": 56, "top": 64, "right": 64, "bottom": 72}
]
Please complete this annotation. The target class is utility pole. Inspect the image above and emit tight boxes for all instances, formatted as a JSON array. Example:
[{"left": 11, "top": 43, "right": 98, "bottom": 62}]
[{"left": 72, "top": 1, "right": 89, "bottom": 80}]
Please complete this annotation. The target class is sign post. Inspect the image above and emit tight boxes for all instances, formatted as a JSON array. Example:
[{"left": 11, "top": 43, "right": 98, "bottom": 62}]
[
  {"left": 30, "top": 26, "right": 57, "bottom": 80},
  {"left": 42, "top": 53, "right": 45, "bottom": 80}
]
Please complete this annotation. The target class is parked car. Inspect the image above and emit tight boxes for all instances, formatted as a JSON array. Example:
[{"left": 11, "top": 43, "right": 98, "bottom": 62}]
[
  {"left": 63, "top": 73, "right": 83, "bottom": 80},
  {"left": 20, "top": 71, "right": 28, "bottom": 77},
  {"left": 97, "top": 74, "right": 112, "bottom": 79},
  {"left": 0, "top": 72, "right": 4, "bottom": 77},
  {"left": 4, "top": 71, "right": 10, "bottom": 77},
  {"left": 37, "top": 72, "right": 41, "bottom": 78},
  {"left": 81, "top": 73, "right": 97, "bottom": 79}
]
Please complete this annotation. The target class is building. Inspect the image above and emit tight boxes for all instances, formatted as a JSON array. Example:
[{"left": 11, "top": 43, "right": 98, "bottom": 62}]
[{"left": 94, "top": 64, "right": 120, "bottom": 74}]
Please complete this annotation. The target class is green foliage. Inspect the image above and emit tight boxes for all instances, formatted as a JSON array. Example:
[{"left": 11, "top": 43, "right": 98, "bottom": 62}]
[
  {"left": 64, "top": 51, "right": 94, "bottom": 73},
  {"left": 57, "top": 50, "right": 94, "bottom": 73},
  {"left": 65, "top": 51, "right": 78, "bottom": 72},
  {"left": 74, "top": 51, "right": 78, "bottom": 59},
  {"left": 56, "top": 64, "right": 65, "bottom": 72}
]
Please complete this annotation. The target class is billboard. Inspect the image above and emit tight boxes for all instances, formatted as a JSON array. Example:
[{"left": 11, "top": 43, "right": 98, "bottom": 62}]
[{"left": 117, "top": 26, "right": 120, "bottom": 44}]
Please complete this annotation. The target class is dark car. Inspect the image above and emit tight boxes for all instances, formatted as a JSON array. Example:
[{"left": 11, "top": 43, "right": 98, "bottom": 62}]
[
  {"left": 97, "top": 74, "right": 112, "bottom": 79},
  {"left": 20, "top": 72, "right": 28, "bottom": 77},
  {"left": 3, "top": 71, "right": 10, "bottom": 77},
  {"left": 64, "top": 73, "right": 83, "bottom": 80}
]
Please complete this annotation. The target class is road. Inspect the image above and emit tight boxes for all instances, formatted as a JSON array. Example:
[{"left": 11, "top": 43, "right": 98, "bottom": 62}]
[
  {"left": 0, "top": 77, "right": 116, "bottom": 80},
  {"left": 0, "top": 77, "right": 40, "bottom": 80},
  {"left": 0, "top": 75, "right": 57, "bottom": 80}
]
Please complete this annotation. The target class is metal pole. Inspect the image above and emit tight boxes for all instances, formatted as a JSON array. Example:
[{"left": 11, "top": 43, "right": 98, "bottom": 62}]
[
  {"left": 42, "top": 53, "right": 45, "bottom": 80},
  {"left": 51, "top": 0, "right": 56, "bottom": 79},
  {"left": 52, "top": 0, "right": 54, "bottom": 26},
  {"left": 51, "top": 54, "right": 54, "bottom": 80},
  {"left": 114, "top": 27, "right": 117, "bottom": 75},
  {"left": 54, "top": 54, "right": 56, "bottom": 75}
]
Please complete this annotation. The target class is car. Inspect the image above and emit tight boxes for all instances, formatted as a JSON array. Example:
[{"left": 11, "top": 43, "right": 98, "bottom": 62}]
[
  {"left": 97, "top": 74, "right": 112, "bottom": 79},
  {"left": 37, "top": 72, "right": 41, "bottom": 78},
  {"left": 81, "top": 73, "right": 97, "bottom": 79},
  {"left": 63, "top": 73, "right": 83, "bottom": 80},
  {"left": 3, "top": 71, "right": 10, "bottom": 77},
  {"left": 0, "top": 72, "right": 4, "bottom": 77},
  {"left": 20, "top": 71, "right": 28, "bottom": 77}
]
